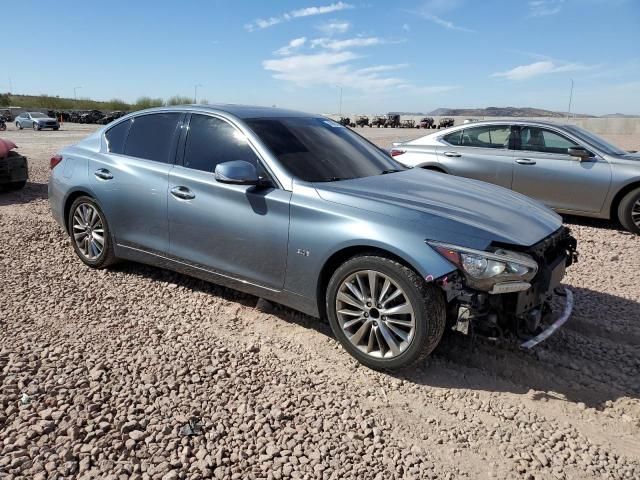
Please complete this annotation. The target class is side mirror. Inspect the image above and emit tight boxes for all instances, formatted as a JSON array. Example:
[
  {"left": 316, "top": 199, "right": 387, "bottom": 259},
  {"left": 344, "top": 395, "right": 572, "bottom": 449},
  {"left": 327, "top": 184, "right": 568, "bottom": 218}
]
[
  {"left": 567, "top": 147, "right": 592, "bottom": 161},
  {"left": 214, "top": 160, "right": 260, "bottom": 185}
]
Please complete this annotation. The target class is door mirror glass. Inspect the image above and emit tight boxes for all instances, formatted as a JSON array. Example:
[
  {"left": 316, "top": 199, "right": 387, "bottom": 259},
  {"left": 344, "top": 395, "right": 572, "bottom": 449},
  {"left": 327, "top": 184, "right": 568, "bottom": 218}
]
[
  {"left": 214, "top": 160, "right": 260, "bottom": 185},
  {"left": 567, "top": 147, "right": 592, "bottom": 160}
]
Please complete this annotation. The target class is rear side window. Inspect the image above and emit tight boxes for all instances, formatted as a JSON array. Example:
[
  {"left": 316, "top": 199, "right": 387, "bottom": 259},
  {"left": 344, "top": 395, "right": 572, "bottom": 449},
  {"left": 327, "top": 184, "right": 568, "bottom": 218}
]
[
  {"left": 461, "top": 125, "right": 511, "bottom": 149},
  {"left": 124, "top": 113, "right": 181, "bottom": 163},
  {"left": 442, "top": 130, "right": 462, "bottom": 146},
  {"left": 105, "top": 120, "right": 130, "bottom": 154},
  {"left": 183, "top": 114, "right": 259, "bottom": 172}
]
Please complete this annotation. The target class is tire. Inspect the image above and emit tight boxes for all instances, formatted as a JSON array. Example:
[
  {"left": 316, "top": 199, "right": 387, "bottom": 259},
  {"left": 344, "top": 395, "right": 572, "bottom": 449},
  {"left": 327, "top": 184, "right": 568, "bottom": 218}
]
[
  {"left": 53, "top": 127, "right": 59, "bottom": 131},
  {"left": 67, "top": 196, "right": 117, "bottom": 268},
  {"left": 33, "top": 123, "right": 40, "bottom": 131},
  {"left": 326, "top": 255, "right": 446, "bottom": 370},
  {"left": 5, "top": 180, "right": 27, "bottom": 190},
  {"left": 617, "top": 188, "right": 640, "bottom": 234},
  {"left": 16, "top": 122, "right": 22, "bottom": 130}
]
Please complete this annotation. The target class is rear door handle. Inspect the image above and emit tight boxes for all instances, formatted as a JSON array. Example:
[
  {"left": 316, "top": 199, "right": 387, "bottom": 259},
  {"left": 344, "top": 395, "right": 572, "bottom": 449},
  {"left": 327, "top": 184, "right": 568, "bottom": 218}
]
[
  {"left": 443, "top": 151, "right": 461, "bottom": 157},
  {"left": 516, "top": 158, "right": 537, "bottom": 165},
  {"left": 170, "top": 186, "right": 195, "bottom": 200},
  {"left": 94, "top": 168, "right": 113, "bottom": 180}
]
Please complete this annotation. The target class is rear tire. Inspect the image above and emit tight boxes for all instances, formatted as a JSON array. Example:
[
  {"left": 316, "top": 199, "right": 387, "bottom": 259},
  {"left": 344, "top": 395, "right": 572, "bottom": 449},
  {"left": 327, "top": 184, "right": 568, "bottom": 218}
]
[
  {"left": 326, "top": 255, "right": 446, "bottom": 371},
  {"left": 67, "top": 196, "right": 118, "bottom": 268},
  {"left": 617, "top": 188, "right": 640, "bottom": 234},
  {"left": 16, "top": 122, "right": 22, "bottom": 130}
]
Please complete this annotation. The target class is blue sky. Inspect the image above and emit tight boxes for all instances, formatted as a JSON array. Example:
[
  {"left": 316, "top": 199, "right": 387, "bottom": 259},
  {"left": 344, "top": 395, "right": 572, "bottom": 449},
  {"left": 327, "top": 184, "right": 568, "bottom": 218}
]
[{"left": 4, "top": 0, "right": 639, "bottom": 114}]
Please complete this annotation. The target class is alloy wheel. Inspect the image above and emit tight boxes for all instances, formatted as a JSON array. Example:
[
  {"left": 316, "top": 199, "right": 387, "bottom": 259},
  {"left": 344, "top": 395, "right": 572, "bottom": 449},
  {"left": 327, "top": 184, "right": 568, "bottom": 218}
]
[
  {"left": 335, "top": 270, "right": 415, "bottom": 359},
  {"left": 72, "top": 203, "right": 105, "bottom": 261},
  {"left": 632, "top": 199, "right": 640, "bottom": 229}
]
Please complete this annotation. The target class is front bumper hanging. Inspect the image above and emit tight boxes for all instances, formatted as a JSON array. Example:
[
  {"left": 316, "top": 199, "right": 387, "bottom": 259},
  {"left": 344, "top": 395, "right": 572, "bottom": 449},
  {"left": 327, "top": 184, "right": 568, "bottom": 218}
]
[{"left": 520, "top": 287, "right": 574, "bottom": 349}]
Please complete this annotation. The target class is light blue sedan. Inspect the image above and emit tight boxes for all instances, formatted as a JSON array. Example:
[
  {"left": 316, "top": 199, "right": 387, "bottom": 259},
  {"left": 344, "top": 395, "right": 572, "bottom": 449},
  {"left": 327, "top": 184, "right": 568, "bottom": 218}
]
[{"left": 14, "top": 112, "right": 60, "bottom": 130}]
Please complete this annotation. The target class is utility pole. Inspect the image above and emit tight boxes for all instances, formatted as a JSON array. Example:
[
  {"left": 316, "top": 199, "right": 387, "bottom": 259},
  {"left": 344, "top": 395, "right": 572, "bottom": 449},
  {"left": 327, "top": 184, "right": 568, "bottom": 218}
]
[
  {"left": 336, "top": 85, "right": 343, "bottom": 116},
  {"left": 194, "top": 84, "right": 202, "bottom": 104},
  {"left": 74, "top": 86, "right": 82, "bottom": 101},
  {"left": 567, "top": 79, "right": 574, "bottom": 121},
  {"left": 8, "top": 76, "right": 12, "bottom": 93}
]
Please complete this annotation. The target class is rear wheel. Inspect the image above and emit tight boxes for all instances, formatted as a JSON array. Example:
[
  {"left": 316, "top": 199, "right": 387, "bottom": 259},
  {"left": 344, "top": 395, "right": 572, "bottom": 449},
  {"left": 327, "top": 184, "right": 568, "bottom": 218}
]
[
  {"left": 326, "top": 255, "right": 446, "bottom": 370},
  {"left": 68, "top": 196, "right": 117, "bottom": 268},
  {"left": 617, "top": 188, "right": 640, "bottom": 234},
  {"left": 16, "top": 122, "right": 22, "bottom": 130}
]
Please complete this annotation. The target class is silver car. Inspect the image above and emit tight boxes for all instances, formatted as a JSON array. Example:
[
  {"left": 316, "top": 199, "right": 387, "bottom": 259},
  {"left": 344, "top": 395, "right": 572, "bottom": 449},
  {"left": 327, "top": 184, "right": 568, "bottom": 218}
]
[
  {"left": 391, "top": 120, "right": 640, "bottom": 234},
  {"left": 49, "top": 106, "right": 577, "bottom": 370},
  {"left": 15, "top": 112, "right": 60, "bottom": 131}
]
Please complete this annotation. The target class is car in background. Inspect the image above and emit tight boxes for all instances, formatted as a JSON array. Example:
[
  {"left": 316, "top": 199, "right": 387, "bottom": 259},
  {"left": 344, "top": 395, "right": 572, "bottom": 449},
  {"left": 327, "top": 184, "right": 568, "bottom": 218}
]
[
  {"left": 390, "top": 120, "right": 640, "bottom": 234},
  {"left": 15, "top": 112, "right": 60, "bottom": 131},
  {"left": 49, "top": 105, "right": 577, "bottom": 370},
  {"left": 0, "top": 139, "right": 28, "bottom": 190}
]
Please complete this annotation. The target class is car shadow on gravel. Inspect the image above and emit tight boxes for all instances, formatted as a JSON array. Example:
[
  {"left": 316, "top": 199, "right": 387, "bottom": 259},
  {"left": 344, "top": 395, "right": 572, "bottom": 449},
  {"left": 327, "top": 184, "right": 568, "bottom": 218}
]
[
  {"left": 112, "top": 262, "right": 638, "bottom": 410},
  {"left": 562, "top": 214, "right": 630, "bottom": 233},
  {"left": 0, "top": 181, "right": 48, "bottom": 206}
]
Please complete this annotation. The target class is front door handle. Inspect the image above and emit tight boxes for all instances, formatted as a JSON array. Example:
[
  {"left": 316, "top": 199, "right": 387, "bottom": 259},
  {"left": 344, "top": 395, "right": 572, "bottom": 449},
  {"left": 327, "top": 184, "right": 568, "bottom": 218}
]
[
  {"left": 443, "top": 151, "right": 461, "bottom": 157},
  {"left": 170, "top": 186, "right": 195, "bottom": 200},
  {"left": 94, "top": 168, "right": 113, "bottom": 180},
  {"left": 516, "top": 158, "right": 537, "bottom": 165}
]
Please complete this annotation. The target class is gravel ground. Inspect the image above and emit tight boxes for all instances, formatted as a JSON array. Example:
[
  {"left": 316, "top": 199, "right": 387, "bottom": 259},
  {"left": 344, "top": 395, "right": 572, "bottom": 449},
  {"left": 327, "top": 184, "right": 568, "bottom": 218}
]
[{"left": 1, "top": 123, "right": 639, "bottom": 480}]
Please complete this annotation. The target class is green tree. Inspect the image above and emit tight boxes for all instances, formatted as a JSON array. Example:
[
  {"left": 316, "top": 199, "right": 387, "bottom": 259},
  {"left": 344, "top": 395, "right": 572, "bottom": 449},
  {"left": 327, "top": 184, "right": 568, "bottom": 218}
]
[
  {"left": 166, "top": 95, "right": 193, "bottom": 106},
  {"left": 133, "top": 96, "right": 165, "bottom": 110},
  {"left": 0, "top": 93, "right": 11, "bottom": 106}
]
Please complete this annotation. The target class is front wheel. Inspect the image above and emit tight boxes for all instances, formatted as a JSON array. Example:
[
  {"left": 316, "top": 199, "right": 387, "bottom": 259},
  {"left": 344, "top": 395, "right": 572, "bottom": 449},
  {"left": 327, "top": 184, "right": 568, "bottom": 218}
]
[
  {"left": 618, "top": 188, "right": 640, "bottom": 234},
  {"left": 32, "top": 123, "right": 39, "bottom": 131},
  {"left": 68, "top": 196, "right": 117, "bottom": 268},
  {"left": 326, "top": 255, "right": 446, "bottom": 370}
]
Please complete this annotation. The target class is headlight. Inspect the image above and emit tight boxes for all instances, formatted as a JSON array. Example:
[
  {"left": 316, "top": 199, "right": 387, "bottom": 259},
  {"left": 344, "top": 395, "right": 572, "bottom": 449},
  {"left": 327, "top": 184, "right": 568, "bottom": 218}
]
[{"left": 427, "top": 241, "right": 538, "bottom": 292}]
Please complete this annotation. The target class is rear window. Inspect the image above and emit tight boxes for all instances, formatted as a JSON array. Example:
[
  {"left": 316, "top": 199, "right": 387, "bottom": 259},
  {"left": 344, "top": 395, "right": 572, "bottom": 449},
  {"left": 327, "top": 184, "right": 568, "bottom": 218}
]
[
  {"left": 105, "top": 120, "right": 131, "bottom": 154},
  {"left": 124, "top": 113, "right": 181, "bottom": 163}
]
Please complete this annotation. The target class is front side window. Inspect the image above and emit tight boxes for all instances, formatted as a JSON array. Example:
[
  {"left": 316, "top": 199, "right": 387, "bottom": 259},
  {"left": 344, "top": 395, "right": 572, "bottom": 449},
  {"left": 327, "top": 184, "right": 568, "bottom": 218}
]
[
  {"left": 105, "top": 120, "right": 131, "bottom": 154},
  {"left": 183, "top": 114, "right": 260, "bottom": 173},
  {"left": 246, "top": 117, "right": 401, "bottom": 182},
  {"left": 460, "top": 125, "right": 511, "bottom": 149},
  {"left": 124, "top": 113, "right": 181, "bottom": 163},
  {"left": 519, "top": 127, "right": 579, "bottom": 154}
]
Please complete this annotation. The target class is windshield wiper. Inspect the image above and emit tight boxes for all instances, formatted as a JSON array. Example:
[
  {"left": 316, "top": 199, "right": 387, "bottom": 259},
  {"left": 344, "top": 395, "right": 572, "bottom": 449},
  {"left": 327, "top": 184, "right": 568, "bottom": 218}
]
[
  {"left": 380, "top": 169, "right": 402, "bottom": 175},
  {"left": 318, "top": 176, "right": 354, "bottom": 182}
]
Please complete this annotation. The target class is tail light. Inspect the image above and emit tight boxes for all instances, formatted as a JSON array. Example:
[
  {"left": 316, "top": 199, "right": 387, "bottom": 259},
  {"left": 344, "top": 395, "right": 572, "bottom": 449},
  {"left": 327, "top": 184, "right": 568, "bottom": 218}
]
[
  {"left": 390, "top": 148, "right": 405, "bottom": 157},
  {"left": 50, "top": 155, "right": 63, "bottom": 169}
]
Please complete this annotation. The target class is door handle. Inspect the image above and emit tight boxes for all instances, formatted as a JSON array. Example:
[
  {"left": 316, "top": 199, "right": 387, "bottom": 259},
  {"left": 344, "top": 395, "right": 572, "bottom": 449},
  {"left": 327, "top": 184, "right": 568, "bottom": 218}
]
[
  {"left": 170, "top": 186, "right": 195, "bottom": 200},
  {"left": 516, "top": 158, "right": 537, "bottom": 165},
  {"left": 94, "top": 168, "right": 113, "bottom": 180},
  {"left": 443, "top": 151, "right": 461, "bottom": 157}
]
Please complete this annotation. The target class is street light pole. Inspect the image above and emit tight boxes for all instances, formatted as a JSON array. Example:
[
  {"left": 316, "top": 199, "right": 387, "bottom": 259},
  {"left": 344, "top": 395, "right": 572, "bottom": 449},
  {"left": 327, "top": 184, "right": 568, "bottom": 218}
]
[
  {"left": 336, "top": 85, "right": 343, "bottom": 116},
  {"left": 194, "top": 84, "right": 202, "bottom": 104},
  {"left": 567, "top": 79, "right": 574, "bottom": 121},
  {"left": 74, "top": 86, "right": 82, "bottom": 101}
]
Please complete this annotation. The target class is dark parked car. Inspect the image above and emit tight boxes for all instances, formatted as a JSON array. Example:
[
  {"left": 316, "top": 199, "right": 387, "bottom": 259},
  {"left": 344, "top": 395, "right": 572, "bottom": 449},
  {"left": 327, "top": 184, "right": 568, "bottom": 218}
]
[
  {"left": 385, "top": 114, "right": 401, "bottom": 128},
  {"left": 438, "top": 117, "right": 454, "bottom": 129},
  {"left": 49, "top": 105, "right": 577, "bottom": 370},
  {"left": 419, "top": 117, "right": 435, "bottom": 129},
  {"left": 355, "top": 116, "right": 370, "bottom": 127},
  {"left": 0, "top": 139, "right": 28, "bottom": 190}
]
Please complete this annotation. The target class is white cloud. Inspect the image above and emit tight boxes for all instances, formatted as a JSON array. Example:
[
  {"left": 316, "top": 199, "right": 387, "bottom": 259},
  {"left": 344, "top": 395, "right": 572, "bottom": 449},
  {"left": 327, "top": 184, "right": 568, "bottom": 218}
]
[
  {"left": 492, "top": 60, "right": 592, "bottom": 80},
  {"left": 528, "top": 0, "right": 564, "bottom": 16},
  {"left": 274, "top": 37, "right": 307, "bottom": 56},
  {"left": 246, "top": 2, "right": 353, "bottom": 31},
  {"left": 418, "top": 12, "right": 473, "bottom": 32},
  {"left": 317, "top": 20, "right": 351, "bottom": 35},
  {"left": 402, "top": 23, "right": 411, "bottom": 32},
  {"left": 355, "top": 64, "right": 409, "bottom": 74},
  {"left": 310, "top": 36, "right": 388, "bottom": 50}
]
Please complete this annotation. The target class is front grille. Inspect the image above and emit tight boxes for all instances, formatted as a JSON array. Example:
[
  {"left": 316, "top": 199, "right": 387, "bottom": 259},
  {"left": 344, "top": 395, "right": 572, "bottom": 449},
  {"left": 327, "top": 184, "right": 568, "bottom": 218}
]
[{"left": 527, "top": 227, "right": 578, "bottom": 267}]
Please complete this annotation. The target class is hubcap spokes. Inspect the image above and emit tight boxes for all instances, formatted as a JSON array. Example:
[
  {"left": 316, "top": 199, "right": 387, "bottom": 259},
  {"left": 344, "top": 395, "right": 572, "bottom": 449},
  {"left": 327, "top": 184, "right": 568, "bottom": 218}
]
[
  {"left": 72, "top": 203, "right": 104, "bottom": 260},
  {"left": 632, "top": 200, "right": 640, "bottom": 229},
  {"left": 336, "top": 270, "right": 415, "bottom": 359}
]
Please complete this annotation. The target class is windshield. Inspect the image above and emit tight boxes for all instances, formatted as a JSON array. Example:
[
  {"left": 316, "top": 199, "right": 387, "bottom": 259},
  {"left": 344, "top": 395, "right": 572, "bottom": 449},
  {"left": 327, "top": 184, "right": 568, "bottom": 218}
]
[
  {"left": 30, "top": 112, "right": 47, "bottom": 118},
  {"left": 245, "top": 117, "right": 403, "bottom": 182},
  {"left": 564, "top": 125, "right": 627, "bottom": 156}
]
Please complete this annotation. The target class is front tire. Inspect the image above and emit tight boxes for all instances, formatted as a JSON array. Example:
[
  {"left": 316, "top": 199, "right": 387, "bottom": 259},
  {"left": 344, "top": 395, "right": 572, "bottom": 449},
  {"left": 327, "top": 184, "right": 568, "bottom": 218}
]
[
  {"left": 68, "top": 196, "right": 117, "bottom": 268},
  {"left": 326, "top": 255, "right": 446, "bottom": 370},
  {"left": 617, "top": 188, "right": 640, "bottom": 234}
]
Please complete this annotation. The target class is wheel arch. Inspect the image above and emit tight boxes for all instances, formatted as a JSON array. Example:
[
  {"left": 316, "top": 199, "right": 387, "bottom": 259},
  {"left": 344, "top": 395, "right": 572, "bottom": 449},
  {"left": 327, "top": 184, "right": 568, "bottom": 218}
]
[
  {"left": 316, "top": 245, "right": 436, "bottom": 321},
  {"left": 419, "top": 164, "right": 447, "bottom": 173},
  {"left": 62, "top": 188, "right": 100, "bottom": 234},
  {"left": 610, "top": 180, "right": 640, "bottom": 222}
]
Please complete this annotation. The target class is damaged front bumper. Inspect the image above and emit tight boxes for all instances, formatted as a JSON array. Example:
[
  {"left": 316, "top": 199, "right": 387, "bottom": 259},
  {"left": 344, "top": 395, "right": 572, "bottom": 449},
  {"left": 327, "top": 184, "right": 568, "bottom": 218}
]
[{"left": 439, "top": 227, "right": 578, "bottom": 348}]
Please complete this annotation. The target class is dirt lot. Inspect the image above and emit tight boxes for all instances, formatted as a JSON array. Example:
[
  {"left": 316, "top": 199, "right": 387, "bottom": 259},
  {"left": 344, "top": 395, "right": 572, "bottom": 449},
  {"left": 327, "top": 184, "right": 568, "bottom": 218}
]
[{"left": 1, "top": 123, "right": 639, "bottom": 480}]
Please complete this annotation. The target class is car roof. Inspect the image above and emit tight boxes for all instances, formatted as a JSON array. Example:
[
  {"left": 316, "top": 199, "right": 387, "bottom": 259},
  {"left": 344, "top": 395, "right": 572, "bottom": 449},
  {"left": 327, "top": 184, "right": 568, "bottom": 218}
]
[
  {"left": 448, "top": 119, "right": 574, "bottom": 129},
  {"left": 133, "top": 104, "right": 317, "bottom": 120}
]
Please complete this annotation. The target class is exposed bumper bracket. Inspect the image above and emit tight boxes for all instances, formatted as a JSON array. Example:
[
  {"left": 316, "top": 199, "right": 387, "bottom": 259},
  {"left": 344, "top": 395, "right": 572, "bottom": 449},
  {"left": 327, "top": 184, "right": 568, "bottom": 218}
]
[{"left": 520, "top": 288, "right": 574, "bottom": 349}]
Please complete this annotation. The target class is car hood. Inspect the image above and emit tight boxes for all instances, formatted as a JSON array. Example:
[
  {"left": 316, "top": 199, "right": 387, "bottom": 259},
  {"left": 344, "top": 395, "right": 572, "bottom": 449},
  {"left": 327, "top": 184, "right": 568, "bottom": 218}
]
[{"left": 313, "top": 169, "right": 562, "bottom": 247}]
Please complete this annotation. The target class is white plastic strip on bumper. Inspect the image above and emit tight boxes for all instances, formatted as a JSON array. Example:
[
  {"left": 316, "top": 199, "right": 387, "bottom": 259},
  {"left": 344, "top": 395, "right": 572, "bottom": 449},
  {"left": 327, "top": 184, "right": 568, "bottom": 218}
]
[{"left": 520, "top": 287, "right": 574, "bottom": 349}]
